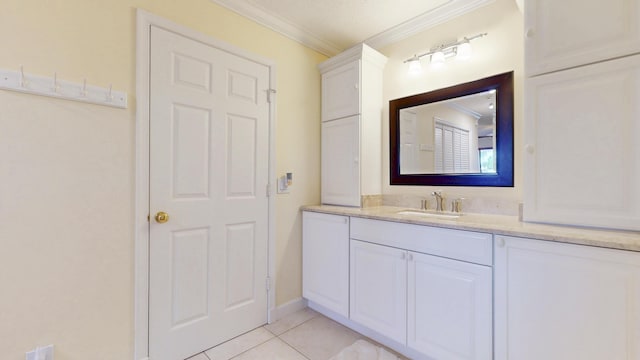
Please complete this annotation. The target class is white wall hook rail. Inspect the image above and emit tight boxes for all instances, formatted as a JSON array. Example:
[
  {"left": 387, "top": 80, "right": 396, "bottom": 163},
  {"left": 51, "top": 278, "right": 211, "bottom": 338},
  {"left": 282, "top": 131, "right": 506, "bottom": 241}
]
[
  {"left": 53, "top": 72, "right": 59, "bottom": 93},
  {"left": 0, "top": 67, "right": 127, "bottom": 108},
  {"left": 20, "top": 65, "right": 27, "bottom": 87},
  {"left": 81, "top": 78, "right": 87, "bottom": 97}
]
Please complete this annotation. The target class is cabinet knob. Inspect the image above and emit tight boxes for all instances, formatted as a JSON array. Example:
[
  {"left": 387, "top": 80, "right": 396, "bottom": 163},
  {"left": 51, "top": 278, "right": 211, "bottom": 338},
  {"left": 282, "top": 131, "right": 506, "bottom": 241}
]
[
  {"left": 497, "top": 237, "right": 506, "bottom": 248},
  {"left": 526, "top": 28, "right": 535, "bottom": 38},
  {"left": 525, "top": 144, "right": 535, "bottom": 154}
]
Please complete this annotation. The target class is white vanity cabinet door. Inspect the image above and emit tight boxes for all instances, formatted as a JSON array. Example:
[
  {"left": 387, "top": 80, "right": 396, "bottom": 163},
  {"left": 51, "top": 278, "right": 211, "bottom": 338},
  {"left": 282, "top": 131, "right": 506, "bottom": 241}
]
[
  {"left": 350, "top": 240, "right": 407, "bottom": 344},
  {"left": 525, "top": 0, "right": 640, "bottom": 76},
  {"left": 322, "top": 60, "right": 360, "bottom": 121},
  {"left": 523, "top": 54, "right": 640, "bottom": 231},
  {"left": 302, "top": 211, "right": 350, "bottom": 317},
  {"left": 321, "top": 116, "right": 361, "bottom": 206},
  {"left": 408, "top": 252, "right": 492, "bottom": 360},
  {"left": 494, "top": 235, "right": 640, "bottom": 360}
]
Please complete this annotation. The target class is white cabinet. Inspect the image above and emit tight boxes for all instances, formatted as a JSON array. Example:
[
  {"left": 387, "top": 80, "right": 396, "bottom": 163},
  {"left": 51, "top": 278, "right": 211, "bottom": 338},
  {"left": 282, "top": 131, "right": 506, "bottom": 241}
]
[
  {"left": 408, "top": 251, "right": 492, "bottom": 360},
  {"left": 350, "top": 239, "right": 407, "bottom": 344},
  {"left": 524, "top": 0, "right": 640, "bottom": 231},
  {"left": 525, "top": 0, "right": 640, "bottom": 76},
  {"left": 350, "top": 218, "right": 493, "bottom": 360},
  {"left": 302, "top": 211, "right": 350, "bottom": 317},
  {"left": 322, "top": 61, "right": 360, "bottom": 121},
  {"left": 321, "top": 116, "right": 361, "bottom": 207},
  {"left": 523, "top": 54, "right": 640, "bottom": 231},
  {"left": 494, "top": 235, "right": 640, "bottom": 360},
  {"left": 319, "top": 44, "right": 387, "bottom": 206}
]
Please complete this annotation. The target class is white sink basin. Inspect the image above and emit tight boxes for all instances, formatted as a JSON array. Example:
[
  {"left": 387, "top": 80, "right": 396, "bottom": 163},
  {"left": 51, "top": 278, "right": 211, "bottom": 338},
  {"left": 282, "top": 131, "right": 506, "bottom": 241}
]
[{"left": 396, "top": 210, "right": 461, "bottom": 219}]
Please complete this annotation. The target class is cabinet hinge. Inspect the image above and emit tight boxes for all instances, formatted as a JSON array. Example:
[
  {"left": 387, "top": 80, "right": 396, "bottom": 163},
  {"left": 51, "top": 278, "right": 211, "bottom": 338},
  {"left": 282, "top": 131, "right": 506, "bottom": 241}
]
[
  {"left": 266, "top": 89, "right": 277, "bottom": 103},
  {"left": 266, "top": 183, "right": 272, "bottom": 197},
  {"left": 266, "top": 277, "right": 271, "bottom": 292}
]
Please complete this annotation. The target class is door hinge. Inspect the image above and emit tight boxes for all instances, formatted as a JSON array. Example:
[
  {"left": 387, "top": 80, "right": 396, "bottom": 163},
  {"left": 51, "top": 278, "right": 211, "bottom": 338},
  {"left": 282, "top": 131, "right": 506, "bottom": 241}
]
[
  {"left": 266, "top": 277, "right": 271, "bottom": 292},
  {"left": 266, "top": 183, "right": 272, "bottom": 197},
  {"left": 266, "top": 89, "right": 277, "bottom": 103}
]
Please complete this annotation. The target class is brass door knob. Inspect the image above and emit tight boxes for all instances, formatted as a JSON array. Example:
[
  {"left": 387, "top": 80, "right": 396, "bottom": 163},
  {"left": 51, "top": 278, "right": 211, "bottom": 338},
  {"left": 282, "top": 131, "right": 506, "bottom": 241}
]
[{"left": 155, "top": 211, "right": 169, "bottom": 223}]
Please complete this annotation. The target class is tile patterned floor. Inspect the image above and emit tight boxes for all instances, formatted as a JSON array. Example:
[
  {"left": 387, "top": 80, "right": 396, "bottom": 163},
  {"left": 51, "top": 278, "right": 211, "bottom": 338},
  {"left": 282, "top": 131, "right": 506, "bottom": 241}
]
[{"left": 185, "top": 308, "right": 403, "bottom": 360}]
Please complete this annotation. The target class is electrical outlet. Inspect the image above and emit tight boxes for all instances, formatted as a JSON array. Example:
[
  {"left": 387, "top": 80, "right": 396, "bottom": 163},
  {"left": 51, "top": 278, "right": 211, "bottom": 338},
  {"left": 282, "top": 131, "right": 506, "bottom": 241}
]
[{"left": 26, "top": 345, "right": 53, "bottom": 360}]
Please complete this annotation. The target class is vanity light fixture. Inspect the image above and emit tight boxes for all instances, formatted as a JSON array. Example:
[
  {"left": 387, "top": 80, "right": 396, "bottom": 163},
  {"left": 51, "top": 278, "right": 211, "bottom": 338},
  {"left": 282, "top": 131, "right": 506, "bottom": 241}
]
[
  {"left": 407, "top": 55, "right": 422, "bottom": 75},
  {"left": 456, "top": 41, "right": 473, "bottom": 60},
  {"left": 430, "top": 50, "right": 446, "bottom": 66},
  {"left": 404, "top": 33, "right": 487, "bottom": 74}
]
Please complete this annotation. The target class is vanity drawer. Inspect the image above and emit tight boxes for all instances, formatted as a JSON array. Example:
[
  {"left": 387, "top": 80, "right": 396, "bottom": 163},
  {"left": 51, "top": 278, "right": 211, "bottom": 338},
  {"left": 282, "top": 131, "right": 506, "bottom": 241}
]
[{"left": 350, "top": 217, "right": 493, "bottom": 266}]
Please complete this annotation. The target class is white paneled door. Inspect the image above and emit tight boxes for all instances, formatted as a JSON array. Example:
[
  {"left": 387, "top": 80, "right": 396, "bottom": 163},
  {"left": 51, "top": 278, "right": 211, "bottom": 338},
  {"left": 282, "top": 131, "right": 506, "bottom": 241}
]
[{"left": 149, "top": 26, "right": 270, "bottom": 360}]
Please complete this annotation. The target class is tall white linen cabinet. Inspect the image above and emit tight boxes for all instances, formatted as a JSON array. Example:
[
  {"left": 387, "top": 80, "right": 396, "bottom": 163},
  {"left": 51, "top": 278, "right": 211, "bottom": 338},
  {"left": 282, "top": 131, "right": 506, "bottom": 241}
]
[
  {"left": 498, "top": 1, "right": 640, "bottom": 358},
  {"left": 318, "top": 44, "right": 387, "bottom": 206},
  {"left": 523, "top": 0, "right": 640, "bottom": 231}
]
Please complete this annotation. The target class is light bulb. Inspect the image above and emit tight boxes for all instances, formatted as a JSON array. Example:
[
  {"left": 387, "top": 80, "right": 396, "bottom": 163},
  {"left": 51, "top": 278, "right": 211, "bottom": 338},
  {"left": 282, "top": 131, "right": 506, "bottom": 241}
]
[
  {"left": 431, "top": 51, "right": 445, "bottom": 67},
  {"left": 408, "top": 59, "right": 422, "bottom": 75},
  {"left": 456, "top": 41, "right": 472, "bottom": 60}
]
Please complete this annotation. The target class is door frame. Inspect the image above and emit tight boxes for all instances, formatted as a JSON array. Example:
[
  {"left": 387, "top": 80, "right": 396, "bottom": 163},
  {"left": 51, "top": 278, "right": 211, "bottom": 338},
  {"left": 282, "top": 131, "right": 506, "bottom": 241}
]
[{"left": 134, "top": 10, "right": 277, "bottom": 360}]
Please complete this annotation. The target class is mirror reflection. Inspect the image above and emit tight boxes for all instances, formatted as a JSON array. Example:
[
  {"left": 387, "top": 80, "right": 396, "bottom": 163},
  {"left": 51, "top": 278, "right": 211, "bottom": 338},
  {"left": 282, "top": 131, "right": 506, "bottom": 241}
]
[
  {"left": 399, "top": 90, "right": 497, "bottom": 174},
  {"left": 389, "top": 71, "right": 513, "bottom": 187}
]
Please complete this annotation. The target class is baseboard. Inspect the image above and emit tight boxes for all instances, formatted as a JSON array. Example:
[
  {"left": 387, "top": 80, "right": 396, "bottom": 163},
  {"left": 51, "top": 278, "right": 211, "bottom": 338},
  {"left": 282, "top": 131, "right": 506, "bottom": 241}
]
[{"left": 268, "top": 297, "right": 307, "bottom": 323}]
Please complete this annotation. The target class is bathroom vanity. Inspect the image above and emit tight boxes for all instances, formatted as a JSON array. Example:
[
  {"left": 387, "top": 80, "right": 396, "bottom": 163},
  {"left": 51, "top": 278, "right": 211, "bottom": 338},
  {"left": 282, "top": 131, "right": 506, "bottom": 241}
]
[
  {"left": 302, "top": 206, "right": 640, "bottom": 360},
  {"left": 310, "top": 1, "right": 640, "bottom": 358}
]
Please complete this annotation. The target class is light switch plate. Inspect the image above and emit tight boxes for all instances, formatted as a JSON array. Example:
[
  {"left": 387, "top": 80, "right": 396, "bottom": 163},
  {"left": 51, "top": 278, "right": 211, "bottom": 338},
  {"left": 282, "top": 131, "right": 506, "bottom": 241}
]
[
  {"left": 26, "top": 345, "right": 53, "bottom": 360},
  {"left": 277, "top": 176, "right": 290, "bottom": 194}
]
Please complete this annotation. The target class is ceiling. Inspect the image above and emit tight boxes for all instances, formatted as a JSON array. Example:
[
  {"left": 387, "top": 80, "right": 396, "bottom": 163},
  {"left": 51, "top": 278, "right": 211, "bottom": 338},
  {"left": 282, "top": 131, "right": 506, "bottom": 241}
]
[
  {"left": 448, "top": 91, "right": 497, "bottom": 137},
  {"left": 210, "top": 0, "right": 497, "bottom": 56}
]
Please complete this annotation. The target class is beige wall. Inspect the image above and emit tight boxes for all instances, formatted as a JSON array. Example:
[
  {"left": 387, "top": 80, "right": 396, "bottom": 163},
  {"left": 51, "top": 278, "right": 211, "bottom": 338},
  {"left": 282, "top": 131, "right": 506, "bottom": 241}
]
[
  {"left": 0, "top": 1, "right": 325, "bottom": 359},
  {"left": 380, "top": 0, "right": 524, "bottom": 201}
]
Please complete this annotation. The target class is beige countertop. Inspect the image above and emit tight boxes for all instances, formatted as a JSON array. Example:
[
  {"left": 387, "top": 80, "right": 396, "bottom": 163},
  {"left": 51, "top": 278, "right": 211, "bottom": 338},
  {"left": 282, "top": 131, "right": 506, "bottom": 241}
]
[{"left": 302, "top": 205, "right": 640, "bottom": 252}]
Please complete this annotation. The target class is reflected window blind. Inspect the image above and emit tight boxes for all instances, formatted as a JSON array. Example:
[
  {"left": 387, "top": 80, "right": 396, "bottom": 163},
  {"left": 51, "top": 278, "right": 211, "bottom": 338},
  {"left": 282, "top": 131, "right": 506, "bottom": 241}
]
[
  {"left": 435, "top": 126, "right": 443, "bottom": 171},
  {"left": 435, "top": 121, "right": 470, "bottom": 173}
]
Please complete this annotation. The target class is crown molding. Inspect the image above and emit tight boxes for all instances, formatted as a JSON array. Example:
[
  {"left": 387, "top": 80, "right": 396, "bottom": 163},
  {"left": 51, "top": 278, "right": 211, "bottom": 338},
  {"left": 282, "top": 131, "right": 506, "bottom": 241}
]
[
  {"left": 318, "top": 43, "right": 388, "bottom": 73},
  {"left": 210, "top": 0, "right": 342, "bottom": 57},
  {"left": 210, "top": 0, "right": 494, "bottom": 58},
  {"left": 365, "top": 0, "right": 495, "bottom": 49},
  {"left": 515, "top": 0, "right": 524, "bottom": 13},
  {"left": 448, "top": 102, "right": 483, "bottom": 120}
]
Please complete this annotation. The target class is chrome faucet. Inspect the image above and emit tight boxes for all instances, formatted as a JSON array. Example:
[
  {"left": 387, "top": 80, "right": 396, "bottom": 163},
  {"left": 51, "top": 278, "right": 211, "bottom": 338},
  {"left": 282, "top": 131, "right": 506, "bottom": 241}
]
[
  {"left": 431, "top": 191, "right": 445, "bottom": 212},
  {"left": 452, "top": 198, "right": 464, "bottom": 213}
]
